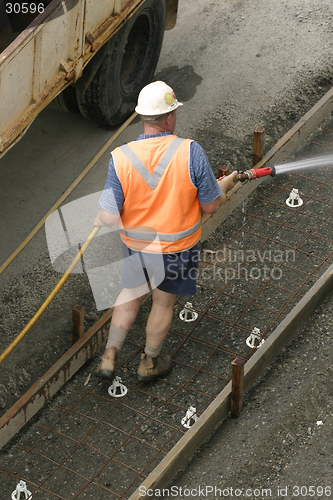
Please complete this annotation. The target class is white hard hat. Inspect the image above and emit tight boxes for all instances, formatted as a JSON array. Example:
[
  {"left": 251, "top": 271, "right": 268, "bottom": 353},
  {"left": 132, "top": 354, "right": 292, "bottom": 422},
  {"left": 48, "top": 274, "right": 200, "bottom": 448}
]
[{"left": 135, "top": 81, "right": 183, "bottom": 116}]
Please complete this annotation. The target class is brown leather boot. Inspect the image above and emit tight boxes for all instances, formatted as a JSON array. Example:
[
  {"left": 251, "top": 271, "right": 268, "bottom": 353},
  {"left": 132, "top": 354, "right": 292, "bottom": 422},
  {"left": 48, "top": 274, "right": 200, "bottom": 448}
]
[
  {"left": 96, "top": 346, "right": 117, "bottom": 381},
  {"left": 137, "top": 353, "right": 172, "bottom": 382}
]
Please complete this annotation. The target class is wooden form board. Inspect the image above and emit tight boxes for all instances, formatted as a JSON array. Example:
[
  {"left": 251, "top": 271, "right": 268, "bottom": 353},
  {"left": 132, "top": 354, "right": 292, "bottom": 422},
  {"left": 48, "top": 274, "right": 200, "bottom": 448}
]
[
  {"left": 0, "top": 312, "right": 111, "bottom": 448},
  {"left": 1, "top": 85, "right": 333, "bottom": 469}
]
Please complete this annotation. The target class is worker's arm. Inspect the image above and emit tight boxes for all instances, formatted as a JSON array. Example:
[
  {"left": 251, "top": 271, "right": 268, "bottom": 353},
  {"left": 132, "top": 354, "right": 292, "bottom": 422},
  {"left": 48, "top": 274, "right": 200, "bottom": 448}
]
[
  {"left": 201, "top": 170, "right": 238, "bottom": 214},
  {"left": 93, "top": 209, "right": 120, "bottom": 227}
]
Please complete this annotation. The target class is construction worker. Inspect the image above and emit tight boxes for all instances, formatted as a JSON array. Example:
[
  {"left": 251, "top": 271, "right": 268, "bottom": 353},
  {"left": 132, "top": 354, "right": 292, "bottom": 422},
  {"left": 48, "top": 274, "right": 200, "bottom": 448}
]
[{"left": 93, "top": 81, "right": 237, "bottom": 383}]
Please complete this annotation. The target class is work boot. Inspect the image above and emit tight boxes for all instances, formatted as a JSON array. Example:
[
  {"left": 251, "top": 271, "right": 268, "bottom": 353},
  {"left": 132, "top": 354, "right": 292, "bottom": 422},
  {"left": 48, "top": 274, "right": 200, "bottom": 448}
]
[
  {"left": 137, "top": 352, "right": 172, "bottom": 382},
  {"left": 96, "top": 345, "right": 117, "bottom": 381}
]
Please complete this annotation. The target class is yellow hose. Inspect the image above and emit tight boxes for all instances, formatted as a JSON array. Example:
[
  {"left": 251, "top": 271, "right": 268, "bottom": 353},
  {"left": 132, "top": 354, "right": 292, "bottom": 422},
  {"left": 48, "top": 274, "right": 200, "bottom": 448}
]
[{"left": 0, "top": 226, "right": 100, "bottom": 364}]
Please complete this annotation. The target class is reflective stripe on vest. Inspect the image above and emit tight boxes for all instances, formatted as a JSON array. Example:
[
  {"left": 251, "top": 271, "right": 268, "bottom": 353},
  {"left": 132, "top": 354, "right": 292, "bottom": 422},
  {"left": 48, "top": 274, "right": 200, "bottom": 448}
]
[
  {"left": 119, "top": 137, "right": 185, "bottom": 190},
  {"left": 118, "top": 219, "right": 202, "bottom": 242}
]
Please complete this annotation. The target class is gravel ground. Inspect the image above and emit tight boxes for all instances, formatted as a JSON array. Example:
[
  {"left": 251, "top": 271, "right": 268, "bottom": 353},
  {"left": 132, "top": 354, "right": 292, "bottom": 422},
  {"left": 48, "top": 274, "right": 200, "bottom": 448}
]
[{"left": 157, "top": 0, "right": 333, "bottom": 173}]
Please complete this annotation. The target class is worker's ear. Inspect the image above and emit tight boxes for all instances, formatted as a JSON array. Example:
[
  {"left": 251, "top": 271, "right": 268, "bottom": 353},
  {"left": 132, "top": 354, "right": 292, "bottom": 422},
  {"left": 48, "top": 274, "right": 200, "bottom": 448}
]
[
  {"left": 165, "top": 112, "right": 172, "bottom": 126},
  {"left": 166, "top": 111, "right": 176, "bottom": 130}
]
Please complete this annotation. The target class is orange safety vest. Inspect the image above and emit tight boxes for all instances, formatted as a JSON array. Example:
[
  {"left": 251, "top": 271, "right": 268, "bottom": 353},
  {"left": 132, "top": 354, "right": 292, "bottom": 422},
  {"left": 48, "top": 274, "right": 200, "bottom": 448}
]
[{"left": 112, "top": 135, "right": 202, "bottom": 253}]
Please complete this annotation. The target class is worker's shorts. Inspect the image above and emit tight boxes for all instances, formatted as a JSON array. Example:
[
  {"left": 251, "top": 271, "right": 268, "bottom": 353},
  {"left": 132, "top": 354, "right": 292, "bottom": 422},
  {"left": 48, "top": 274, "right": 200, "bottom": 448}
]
[{"left": 121, "top": 242, "right": 201, "bottom": 296}]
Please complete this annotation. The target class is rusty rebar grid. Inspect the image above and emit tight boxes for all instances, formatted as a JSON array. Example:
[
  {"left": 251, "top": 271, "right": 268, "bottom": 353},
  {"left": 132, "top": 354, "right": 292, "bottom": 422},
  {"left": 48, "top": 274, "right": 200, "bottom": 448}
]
[{"left": 1, "top": 130, "right": 333, "bottom": 499}]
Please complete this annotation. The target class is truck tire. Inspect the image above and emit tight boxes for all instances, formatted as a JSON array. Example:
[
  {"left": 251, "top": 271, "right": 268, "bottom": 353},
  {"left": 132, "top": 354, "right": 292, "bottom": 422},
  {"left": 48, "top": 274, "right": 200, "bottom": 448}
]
[
  {"left": 77, "top": 0, "right": 166, "bottom": 127},
  {"left": 50, "top": 87, "right": 80, "bottom": 114}
]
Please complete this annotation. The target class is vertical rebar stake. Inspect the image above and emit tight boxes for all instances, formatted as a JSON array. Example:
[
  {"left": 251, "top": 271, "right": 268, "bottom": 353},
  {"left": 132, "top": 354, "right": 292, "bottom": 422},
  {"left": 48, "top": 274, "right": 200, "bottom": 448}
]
[
  {"left": 72, "top": 304, "right": 84, "bottom": 345},
  {"left": 217, "top": 165, "right": 230, "bottom": 178},
  {"left": 231, "top": 358, "right": 245, "bottom": 418},
  {"left": 252, "top": 126, "right": 265, "bottom": 167}
]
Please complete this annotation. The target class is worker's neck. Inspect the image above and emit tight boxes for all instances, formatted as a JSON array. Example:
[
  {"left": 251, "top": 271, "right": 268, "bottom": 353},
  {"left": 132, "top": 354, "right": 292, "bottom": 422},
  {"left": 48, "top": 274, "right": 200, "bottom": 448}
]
[{"left": 143, "top": 123, "right": 173, "bottom": 135}]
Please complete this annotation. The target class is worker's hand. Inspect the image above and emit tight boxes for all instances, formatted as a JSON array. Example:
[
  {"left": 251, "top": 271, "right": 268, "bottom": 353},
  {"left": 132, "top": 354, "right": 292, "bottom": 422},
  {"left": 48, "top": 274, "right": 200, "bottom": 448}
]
[{"left": 218, "top": 170, "right": 238, "bottom": 194}]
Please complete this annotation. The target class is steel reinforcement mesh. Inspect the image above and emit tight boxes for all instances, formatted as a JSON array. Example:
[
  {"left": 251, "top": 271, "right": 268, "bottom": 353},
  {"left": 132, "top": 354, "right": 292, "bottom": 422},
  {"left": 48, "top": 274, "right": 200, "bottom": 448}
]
[{"left": 1, "top": 122, "right": 333, "bottom": 499}]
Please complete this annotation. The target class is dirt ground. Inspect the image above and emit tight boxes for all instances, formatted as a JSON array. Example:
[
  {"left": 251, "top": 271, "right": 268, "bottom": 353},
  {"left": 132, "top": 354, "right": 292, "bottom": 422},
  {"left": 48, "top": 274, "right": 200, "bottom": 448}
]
[{"left": 1, "top": 0, "right": 333, "bottom": 497}]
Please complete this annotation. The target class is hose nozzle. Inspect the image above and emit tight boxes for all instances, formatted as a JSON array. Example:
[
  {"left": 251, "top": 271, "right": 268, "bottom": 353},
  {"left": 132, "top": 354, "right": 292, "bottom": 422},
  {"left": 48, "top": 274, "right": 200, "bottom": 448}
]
[
  {"left": 234, "top": 164, "right": 276, "bottom": 183},
  {"left": 233, "top": 171, "right": 252, "bottom": 182}
]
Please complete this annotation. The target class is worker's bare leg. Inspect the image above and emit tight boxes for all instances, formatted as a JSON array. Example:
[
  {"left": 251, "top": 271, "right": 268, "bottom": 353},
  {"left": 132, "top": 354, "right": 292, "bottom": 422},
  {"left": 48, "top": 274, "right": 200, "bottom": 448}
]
[
  {"left": 107, "top": 284, "right": 149, "bottom": 348},
  {"left": 96, "top": 284, "right": 148, "bottom": 380},
  {"left": 138, "top": 288, "right": 176, "bottom": 382},
  {"left": 145, "top": 288, "right": 176, "bottom": 351}
]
